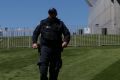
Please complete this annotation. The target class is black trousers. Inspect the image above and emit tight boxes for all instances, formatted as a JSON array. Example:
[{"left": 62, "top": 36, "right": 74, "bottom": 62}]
[{"left": 38, "top": 45, "right": 62, "bottom": 80}]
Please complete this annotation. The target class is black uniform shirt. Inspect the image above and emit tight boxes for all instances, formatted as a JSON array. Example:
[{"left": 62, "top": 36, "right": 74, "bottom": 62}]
[{"left": 32, "top": 18, "right": 70, "bottom": 47}]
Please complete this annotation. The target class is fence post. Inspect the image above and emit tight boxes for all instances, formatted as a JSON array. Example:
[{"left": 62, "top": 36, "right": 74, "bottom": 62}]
[
  {"left": 74, "top": 34, "right": 77, "bottom": 47},
  {"left": 29, "top": 30, "right": 31, "bottom": 48},
  {"left": 98, "top": 34, "right": 101, "bottom": 46},
  {"left": 29, "top": 36, "right": 31, "bottom": 48},
  {"left": 7, "top": 34, "right": 10, "bottom": 49}
]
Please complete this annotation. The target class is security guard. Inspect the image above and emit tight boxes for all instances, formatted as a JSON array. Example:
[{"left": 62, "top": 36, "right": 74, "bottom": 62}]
[{"left": 32, "top": 8, "right": 70, "bottom": 80}]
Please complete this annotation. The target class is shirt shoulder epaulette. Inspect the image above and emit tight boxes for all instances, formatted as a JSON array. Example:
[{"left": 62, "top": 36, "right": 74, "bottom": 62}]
[{"left": 40, "top": 18, "right": 48, "bottom": 24}]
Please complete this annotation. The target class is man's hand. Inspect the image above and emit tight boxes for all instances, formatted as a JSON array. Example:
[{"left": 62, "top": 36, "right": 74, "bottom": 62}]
[
  {"left": 62, "top": 42, "right": 68, "bottom": 48},
  {"left": 32, "top": 43, "right": 38, "bottom": 49}
]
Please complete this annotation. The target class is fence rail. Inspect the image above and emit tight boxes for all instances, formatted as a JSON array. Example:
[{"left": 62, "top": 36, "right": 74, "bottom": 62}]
[
  {"left": 1, "top": 27, "right": 120, "bottom": 48},
  {"left": 70, "top": 34, "right": 120, "bottom": 47}
]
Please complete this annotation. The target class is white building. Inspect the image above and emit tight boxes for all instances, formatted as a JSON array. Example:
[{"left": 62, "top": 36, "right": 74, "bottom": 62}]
[
  {"left": 84, "top": 28, "right": 90, "bottom": 34},
  {"left": 86, "top": 0, "right": 120, "bottom": 34},
  {"left": 0, "top": 28, "right": 3, "bottom": 37}
]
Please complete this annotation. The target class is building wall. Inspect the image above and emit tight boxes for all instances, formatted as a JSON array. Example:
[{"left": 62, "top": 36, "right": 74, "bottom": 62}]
[
  {"left": 114, "top": 0, "right": 120, "bottom": 34},
  {"left": 0, "top": 29, "right": 3, "bottom": 37},
  {"left": 87, "top": 0, "right": 120, "bottom": 34}
]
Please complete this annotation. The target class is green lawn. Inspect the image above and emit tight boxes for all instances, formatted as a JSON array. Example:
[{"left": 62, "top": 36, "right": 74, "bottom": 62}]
[{"left": 1, "top": 47, "right": 120, "bottom": 80}]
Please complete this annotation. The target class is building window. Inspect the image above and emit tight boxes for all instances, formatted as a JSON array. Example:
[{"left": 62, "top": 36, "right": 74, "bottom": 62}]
[
  {"left": 117, "top": 0, "right": 120, "bottom": 5},
  {"left": 78, "top": 29, "right": 83, "bottom": 35},
  {"left": 102, "top": 28, "right": 107, "bottom": 35},
  {"left": 111, "top": 0, "right": 114, "bottom": 3},
  {"left": 95, "top": 24, "right": 99, "bottom": 27}
]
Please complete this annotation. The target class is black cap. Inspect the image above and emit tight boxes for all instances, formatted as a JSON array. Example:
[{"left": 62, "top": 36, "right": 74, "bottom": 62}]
[{"left": 48, "top": 8, "right": 57, "bottom": 16}]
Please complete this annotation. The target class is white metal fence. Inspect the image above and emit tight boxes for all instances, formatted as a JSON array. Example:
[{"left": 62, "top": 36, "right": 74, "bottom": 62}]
[
  {"left": 0, "top": 27, "right": 120, "bottom": 48},
  {"left": 0, "top": 27, "right": 33, "bottom": 48}
]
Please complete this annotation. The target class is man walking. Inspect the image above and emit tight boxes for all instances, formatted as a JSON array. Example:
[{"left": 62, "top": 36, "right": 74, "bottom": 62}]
[{"left": 32, "top": 8, "right": 70, "bottom": 80}]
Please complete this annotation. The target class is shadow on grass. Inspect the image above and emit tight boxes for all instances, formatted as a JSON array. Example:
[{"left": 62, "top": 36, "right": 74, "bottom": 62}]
[{"left": 91, "top": 59, "right": 120, "bottom": 80}]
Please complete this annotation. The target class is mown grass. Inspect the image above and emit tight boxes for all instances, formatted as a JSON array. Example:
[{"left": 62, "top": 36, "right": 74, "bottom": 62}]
[{"left": 0, "top": 47, "right": 120, "bottom": 80}]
